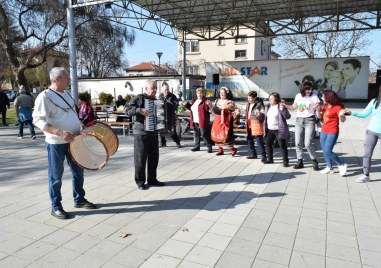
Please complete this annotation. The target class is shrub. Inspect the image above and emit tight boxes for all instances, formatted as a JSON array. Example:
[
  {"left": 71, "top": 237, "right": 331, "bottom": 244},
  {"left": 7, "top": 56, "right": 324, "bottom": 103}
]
[
  {"left": 98, "top": 92, "right": 114, "bottom": 105},
  {"left": 79, "top": 91, "right": 91, "bottom": 102},
  {"left": 124, "top": 94, "right": 133, "bottom": 102}
]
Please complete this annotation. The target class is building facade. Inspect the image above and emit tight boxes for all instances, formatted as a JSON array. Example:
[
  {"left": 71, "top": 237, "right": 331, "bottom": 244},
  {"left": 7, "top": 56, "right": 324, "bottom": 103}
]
[{"left": 178, "top": 28, "right": 275, "bottom": 76}]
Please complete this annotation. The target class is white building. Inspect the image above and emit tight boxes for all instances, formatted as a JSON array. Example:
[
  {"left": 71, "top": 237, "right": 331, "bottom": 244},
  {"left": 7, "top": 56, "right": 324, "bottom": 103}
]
[
  {"left": 178, "top": 28, "right": 276, "bottom": 76},
  {"left": 78, "top": 74, "right": 206, "bottom": 104}
]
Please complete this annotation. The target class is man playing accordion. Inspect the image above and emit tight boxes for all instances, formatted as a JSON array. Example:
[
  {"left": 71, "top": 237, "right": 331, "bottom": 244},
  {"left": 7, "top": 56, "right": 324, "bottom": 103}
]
[{"left": 125, "top": 80, "right": 165, "bottom": 190}]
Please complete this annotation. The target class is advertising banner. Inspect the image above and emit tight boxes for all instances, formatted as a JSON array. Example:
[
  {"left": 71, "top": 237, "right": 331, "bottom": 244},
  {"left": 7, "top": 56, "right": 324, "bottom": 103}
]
[{"left": 206, "top": 57, "right": 369, "bottom": 99}]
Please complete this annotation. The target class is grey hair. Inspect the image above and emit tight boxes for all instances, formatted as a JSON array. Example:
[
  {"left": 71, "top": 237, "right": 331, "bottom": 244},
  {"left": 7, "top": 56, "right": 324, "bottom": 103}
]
[
  {"left": 145, "top": 80, "right": 157, "bottom": 90},
  {"left": 49, "top": 67, "right": 68, "bottom": 82}
]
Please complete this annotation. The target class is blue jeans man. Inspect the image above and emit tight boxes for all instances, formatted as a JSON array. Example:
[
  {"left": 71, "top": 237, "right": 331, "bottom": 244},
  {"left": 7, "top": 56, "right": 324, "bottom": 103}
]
[
  {"left": 47, "top": 143, "right": 96, "bottom": 217},
  {"left": 247, "top": 132, "right": 266, "bottom": 161}
]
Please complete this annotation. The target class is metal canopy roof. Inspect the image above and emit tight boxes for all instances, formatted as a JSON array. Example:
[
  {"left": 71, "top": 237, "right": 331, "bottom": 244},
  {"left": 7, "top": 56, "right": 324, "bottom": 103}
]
[{"left": 72, "top": 0, "right": 381, "bottom": 40}]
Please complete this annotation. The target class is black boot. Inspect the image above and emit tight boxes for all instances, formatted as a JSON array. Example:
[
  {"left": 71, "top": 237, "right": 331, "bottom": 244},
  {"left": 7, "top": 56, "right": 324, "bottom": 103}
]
[
  {"left": 264, "top": 158, "right": 274, "bottom": 164},
  {"left": 312, "top": 159, "right": 319, "bottom": 171},
  {"left": 293, "top": 159, "right": 304, "bottom": 169}
]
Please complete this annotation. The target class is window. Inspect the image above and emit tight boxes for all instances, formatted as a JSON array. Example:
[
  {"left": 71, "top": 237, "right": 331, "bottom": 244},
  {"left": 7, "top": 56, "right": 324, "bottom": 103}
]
[
  {"left": 186, "top": 65, "right": 199, "bottom": 75},
  {"left": 235, "top": 35, "right": 247, "bottom": 44},
  {"left": 185, "top": 40, "right": 199, "bottom": 53},
  {"left": 218, "top": 37, "right": 225, "bottom": 45},
  {"left": 235, "top": 50, "right": 247, "bottom": 58}
]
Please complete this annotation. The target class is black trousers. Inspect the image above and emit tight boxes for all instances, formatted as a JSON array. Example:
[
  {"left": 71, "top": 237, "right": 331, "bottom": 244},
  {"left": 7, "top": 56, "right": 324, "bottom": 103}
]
[
  {"left": 0, "top": 108, "right": 6, "bottom": 125},
  {"left": 160, "top": 127, "right": 180, "bottom": 145},
  {"left": 193, "top": 123, "right": 212, "bottom": 148},
  {"left": 265, "top": 129, "right": 288, "bottom": 162},
  {"left": 134, "top": 134, "right": 159, "bottom": 185}
]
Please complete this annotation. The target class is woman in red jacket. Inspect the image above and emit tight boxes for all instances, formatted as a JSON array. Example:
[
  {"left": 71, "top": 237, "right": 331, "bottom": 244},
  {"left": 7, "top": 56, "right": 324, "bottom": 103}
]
[
  {"left": 78, "top": 95, "right": 96, "bottom": 127},
  {"left": 181, "top": 87, "right": 213, "bottom": 153}
]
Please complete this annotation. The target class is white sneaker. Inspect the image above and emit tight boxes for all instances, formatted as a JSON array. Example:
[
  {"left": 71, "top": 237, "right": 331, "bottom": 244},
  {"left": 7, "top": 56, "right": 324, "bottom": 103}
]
[
  {"left": 355, "top": 174, "right": 370, "bottom": 183},
  {"left": 320, "top": 167, "right": 334, "bottom": 174},
  {"left": 17, "top": 136, "right": 23, "bottom": 139},
  {"left": 338, "top": 164, "right": 347, "bottom": 177}
]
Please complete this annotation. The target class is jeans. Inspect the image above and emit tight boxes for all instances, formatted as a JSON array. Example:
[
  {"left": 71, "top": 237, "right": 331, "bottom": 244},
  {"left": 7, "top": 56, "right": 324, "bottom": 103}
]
[
  {"left": 319, "top": 132, "right": 342, "bottom": 168},
  {"left": 46, "top": 143, "right": 85, "bottom": 211},
  {"left": 247, "top": 132, "right": 266, "bottom": 157},
  {"left": 363, "top": 130, "right": 381, "bottom": 175},
  {"left": 18, "top": 120, "right": 35, "bottom": 137},
  {"left": 295, "top": 117, "right": 316, "bottom": 160}
]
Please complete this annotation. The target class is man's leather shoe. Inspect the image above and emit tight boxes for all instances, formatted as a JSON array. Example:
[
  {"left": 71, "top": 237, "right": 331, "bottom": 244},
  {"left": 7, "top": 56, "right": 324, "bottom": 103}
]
[
  {"left": 264, "top": 159, "right": 274, "bottom": 164},
  {"left": 137, "top": 184, "right": 147, "bottom": 190},
  {"left": 51, "top": 209, "right": 70, "bottom": 220},
  {"left": 246, "top": 154, "right": 257, "bottom": 159},
  {"left": 207, "top": 147, "right": 213, "bottom": 153},
  {"left": 74, "top": 200, "right": 97, "bottom": 209},
  {"left": 147, "top": 180, "right": 165, "bottom": 187},
  {"left": 191, "top": 147, "right": 200, "bottom": 152}
]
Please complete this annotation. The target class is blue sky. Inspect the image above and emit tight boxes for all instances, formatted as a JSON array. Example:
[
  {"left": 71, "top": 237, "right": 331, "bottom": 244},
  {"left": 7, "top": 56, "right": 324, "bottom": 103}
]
[{"left": 124, "top": 29, "right": 381, "bottom": 71}]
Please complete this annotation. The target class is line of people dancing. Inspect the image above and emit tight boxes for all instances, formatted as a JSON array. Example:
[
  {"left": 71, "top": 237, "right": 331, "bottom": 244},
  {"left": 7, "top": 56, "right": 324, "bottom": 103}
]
[{"left": 180, "top": 82, "right": 381, "bottom": 183}]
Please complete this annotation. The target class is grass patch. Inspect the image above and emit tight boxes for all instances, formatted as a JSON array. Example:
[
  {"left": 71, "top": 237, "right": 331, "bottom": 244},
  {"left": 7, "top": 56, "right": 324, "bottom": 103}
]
[{"left": 5, "top": 109, "right": 18, "bottom": 125}]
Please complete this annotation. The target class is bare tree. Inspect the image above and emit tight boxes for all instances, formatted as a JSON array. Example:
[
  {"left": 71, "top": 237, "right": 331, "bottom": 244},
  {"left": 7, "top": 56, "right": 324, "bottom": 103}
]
[
  {"left": 0, "top": 1, "right": 134, "bottom": 86},
  {"left": 76, "top": 21, "right": 135, "bottom": 77},
  {"left": 274, "top": 17, "right": 370, "bottom": 59}
]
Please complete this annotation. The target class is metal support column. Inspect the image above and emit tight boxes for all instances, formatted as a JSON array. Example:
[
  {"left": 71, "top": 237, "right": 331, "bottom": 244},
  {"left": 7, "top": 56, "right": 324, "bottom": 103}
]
[
  {"left": 67, "top": 0, "right": 78, "bottom": 103},
  {"left": 182, "top": 30, "right": 186, "bottom": 100}
]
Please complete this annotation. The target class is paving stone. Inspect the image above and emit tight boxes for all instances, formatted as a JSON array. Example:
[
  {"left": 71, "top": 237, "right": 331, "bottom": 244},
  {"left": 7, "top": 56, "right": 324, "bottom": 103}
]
[
  {"left": 68, "top": 253, "right": 108, "bottom": 268},
  {"left": 327, "top": 231, "right": 358, "bottom": 248},
  {"left": 360, "top": 248, "right": 381, "bottom": 267},
  {"left": 208, "top": 221, "right": 240, "bottom": 237},
  {"left": 157, "top": 239, "right": 194, "bottom": 259},
  {"left": 225, "top": 237, "right": 261, "bottom": 258},
  {"left": 289, "top": 250, "right": 325, "bottom": 268},
  {"left": 326, "top": 243, "right": 361, "bottom": 263},
  {"left": 256, "top": 244, "right": 292, "bottom": 266},
  {"left": 184, "top": 245, "right": 223, "bottom": 267},
  {"left": 215, "top": 251, "right": 254, "bottom": 268},
  {"left": 326, "top": 257, "right": 362, "bottom": 268},
  {"left": 140, "top": 253, "right": 182, "bottom": 268},
  {"left": 293, "top": 237, "right": 326, "bottom": 256},
  {"left": 111, "top": 246, "right": 152, "bottom": 267},
  {"left": 13, "top": 240, "right": 57, "bottom": 262},
  {"left": 197, "top": 232, "right": 232, "bottom": 251},
  {"left": 262, "top": 231, "right": 295, "bottom": 249},
  {"left": 0, "top": 255, "right": 30, "bottom": 267}
]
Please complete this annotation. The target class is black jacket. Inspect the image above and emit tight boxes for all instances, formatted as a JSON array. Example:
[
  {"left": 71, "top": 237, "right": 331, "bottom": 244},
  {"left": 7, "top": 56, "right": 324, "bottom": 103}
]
[
  {"left": 125, "top": 93, "right": 157, "bottom": 135},
  {"left": 0, "top": 91, "right": 10, "bottom": 110},
  {"left": 159, "top": 92, "right": 178, "bottom": 129}
]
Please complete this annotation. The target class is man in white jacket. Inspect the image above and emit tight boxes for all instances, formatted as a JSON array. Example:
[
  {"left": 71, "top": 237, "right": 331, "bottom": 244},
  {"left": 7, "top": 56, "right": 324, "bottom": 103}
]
[{"left": 33, "top": 67, "right": 97, "bottom": 220}]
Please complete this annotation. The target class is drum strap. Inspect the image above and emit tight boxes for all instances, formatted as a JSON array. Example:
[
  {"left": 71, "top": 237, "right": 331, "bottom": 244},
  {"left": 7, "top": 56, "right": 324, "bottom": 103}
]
[{"left": 48, "top": 89, "right": 78, "bottom": 115}]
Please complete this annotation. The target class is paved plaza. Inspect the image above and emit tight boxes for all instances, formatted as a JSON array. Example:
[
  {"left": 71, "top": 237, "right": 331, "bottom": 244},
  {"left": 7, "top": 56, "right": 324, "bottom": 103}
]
[{"left": 0, "top": 102, "right": 381, "bottom": 268}]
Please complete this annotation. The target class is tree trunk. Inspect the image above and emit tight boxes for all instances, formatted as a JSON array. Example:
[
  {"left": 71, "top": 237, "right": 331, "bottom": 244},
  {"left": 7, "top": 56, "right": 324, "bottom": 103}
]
[{"left": 15, "top": 67, "right": 28, "bottom": 87}]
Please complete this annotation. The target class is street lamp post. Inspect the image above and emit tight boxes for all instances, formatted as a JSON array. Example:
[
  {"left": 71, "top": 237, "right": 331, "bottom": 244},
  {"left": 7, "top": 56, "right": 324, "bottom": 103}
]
[{"left": 156, "top": 52, "right": 163, "bottom": 89}]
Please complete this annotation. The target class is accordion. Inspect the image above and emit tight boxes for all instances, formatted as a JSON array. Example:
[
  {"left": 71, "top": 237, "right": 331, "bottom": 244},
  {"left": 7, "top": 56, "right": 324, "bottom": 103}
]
[{"left": 144, "top": 99, "right": 167, "bottom": 132}]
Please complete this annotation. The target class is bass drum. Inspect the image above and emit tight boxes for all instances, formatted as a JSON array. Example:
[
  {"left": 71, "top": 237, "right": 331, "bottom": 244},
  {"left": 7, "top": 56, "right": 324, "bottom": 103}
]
[{"left": 69, "top": 122, "right": 119, "bottom": 170}]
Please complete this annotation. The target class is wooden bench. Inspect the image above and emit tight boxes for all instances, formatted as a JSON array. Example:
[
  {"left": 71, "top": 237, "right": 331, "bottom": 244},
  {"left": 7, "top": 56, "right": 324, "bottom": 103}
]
[
  {"left": 233, "top": 128, "right": 247, "bottom": 137},
  {"left": 104, "top": 121, "right": 133, "bottom": 136}
]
